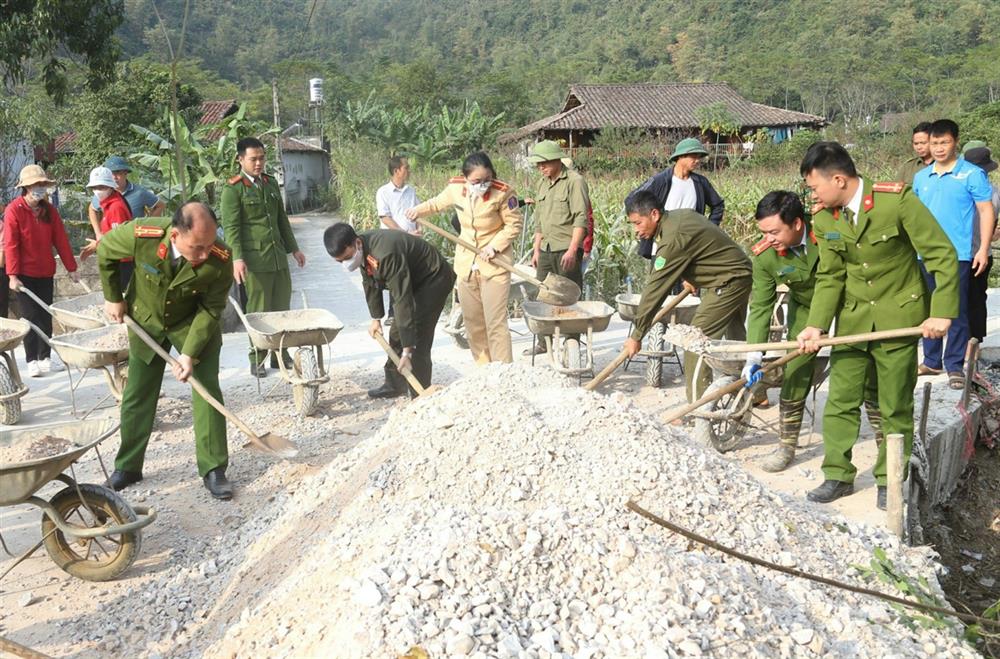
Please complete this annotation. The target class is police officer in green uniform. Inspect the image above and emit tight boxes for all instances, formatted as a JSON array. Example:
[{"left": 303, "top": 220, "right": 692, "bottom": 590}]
[
  {"left": 323, "top": 222, "right": 455, "bottom": 397},
  {"left": 743, "top": 191, "right": 883, "bottom": 472},
  {"left": 524, "top": 140, "right": 590, "bottom": 355},
  {"left": 623, "top": 189, "right": 752, "bottom": 402},
  {"left": 99, "top": 202, "right": 236, "bottom": 499},
  {"left": 797, "top": 142, "right": 957, "bottom": 509},
  {"left": 220, "top": 137, "right": 306, "bottom": 377}
]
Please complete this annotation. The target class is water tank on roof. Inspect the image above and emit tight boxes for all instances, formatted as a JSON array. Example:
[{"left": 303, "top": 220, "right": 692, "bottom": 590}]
[{"left": 309, "top": 78, "right": 324, "bottom": 104}]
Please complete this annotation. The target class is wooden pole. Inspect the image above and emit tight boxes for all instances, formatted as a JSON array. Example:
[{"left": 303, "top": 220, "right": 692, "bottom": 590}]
[{"left": 886, "top": 432, "right": 905, "bottom": 537}]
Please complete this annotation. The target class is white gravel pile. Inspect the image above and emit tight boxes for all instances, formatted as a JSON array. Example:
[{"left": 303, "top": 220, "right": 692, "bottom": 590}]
[
  {"left": 662, "top": 323, "right": 711, "bottom": 354},
  {"left": 201, "top": 364, "right": 971, "bottom": 658}
]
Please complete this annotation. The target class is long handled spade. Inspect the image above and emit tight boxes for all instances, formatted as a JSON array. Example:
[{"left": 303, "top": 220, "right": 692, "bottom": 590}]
[
  {"left": 585, "top": 289, "right": 691, "bottom": 391},
  {"left": 123, "top": 315, "right": 299, "bottom": 458},
  {"left": 416, "top": 218, "right": 581, "bottom": 306},
  {"left": 372, "top": 332, "right": 440, "bottom": 397}
]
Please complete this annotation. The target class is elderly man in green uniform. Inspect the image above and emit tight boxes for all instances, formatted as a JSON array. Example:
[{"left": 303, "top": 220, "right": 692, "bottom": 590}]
[
  {"left": 744, "top": 190, "right": 884, "bottom": 472},
  {"left": 323, "top": 222, "right": 455, "bottom": 397},
  {"left": 98, "top": 202, "right": 236, "bottom": 499},
  {"left": 523, "top": 140, "right": 590, "bottom": 355},
  {"left": 623, "top": 189, "right": 752, "bottom": 402},
  {"left": 220, "top": 137, "right": 306, "bottom": 378},
  {"left": 797, "top": 142, "right": 957, "bottom": 509}
]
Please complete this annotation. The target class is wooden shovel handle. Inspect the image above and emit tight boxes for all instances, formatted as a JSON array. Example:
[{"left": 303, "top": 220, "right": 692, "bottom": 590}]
[
  {"left": 585, "top": 289, "right": 691, "bottom": 391},
  {"left": 415, "top": 218, "right": 544, "bottom": 287},
  {"left": 123, "top": 315, "right": 265, "bottom": 446},
  {"left": 661, "top": 349, "right": 802, "bottom": 424},
  {"left": 709, "top": 326, "right": 925, "bottom": 354},
  {"left": 372, "top": 331, "right": 427, "bottom": 395}
]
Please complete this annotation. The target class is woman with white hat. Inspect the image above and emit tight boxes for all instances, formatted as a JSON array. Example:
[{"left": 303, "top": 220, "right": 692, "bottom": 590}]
[
  {"left": 3, "top": 164, "right": 80, "bottom": 376},
  {"left": 81, "top": 165, "right": 134, "bottom": 288}
]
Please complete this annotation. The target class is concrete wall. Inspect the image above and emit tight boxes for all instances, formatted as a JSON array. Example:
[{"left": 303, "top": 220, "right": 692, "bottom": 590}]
[{"left": 281, "top": 152, "right": 330, "bottom": 213}]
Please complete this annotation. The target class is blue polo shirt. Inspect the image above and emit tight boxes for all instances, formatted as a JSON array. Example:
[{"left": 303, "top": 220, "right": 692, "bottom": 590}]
[
  {"left": 913, "top": 157, "right": 994, "bottom": 260},
  {"left": 91, "top": 181, "right": 161, "bottom": 219}
]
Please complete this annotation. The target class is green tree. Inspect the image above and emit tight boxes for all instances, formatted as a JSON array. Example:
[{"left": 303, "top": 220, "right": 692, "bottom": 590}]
[
  {"left": 695, "top": 102, "right": 740, "bottom": 168},
  {"left": 0, "top": 0, "right": 124, "bottom": 104}
]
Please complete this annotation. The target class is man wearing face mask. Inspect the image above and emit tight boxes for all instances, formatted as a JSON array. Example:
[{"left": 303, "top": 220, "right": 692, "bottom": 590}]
[
  {"left": 97, "top": 202, "right": 235, "bottom": 499},
  {"left": 324, "top": 222, "right": 455, "bottom": 397}
]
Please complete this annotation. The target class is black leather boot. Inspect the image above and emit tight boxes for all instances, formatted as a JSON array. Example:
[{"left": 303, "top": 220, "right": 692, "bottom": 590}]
[
  {"left": 106, "top": 470, "right": 143, "bottom": 491},
  {"left": 203, "top": 467, "right": 233, "bottom": 500},
  {"left": 807, "top": 480, "right": 854, "bottom": 503}
]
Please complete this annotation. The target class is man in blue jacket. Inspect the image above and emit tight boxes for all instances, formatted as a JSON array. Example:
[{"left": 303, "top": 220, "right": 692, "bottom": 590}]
[{"left": 632, "top": 137, "right": 726, "bottom": 259}]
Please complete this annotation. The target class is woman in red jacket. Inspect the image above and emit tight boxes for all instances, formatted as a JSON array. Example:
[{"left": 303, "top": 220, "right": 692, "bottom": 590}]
[
  {"left": 4, "top": 165, "right": 80, "bottom": 377},
  {"left": 82, "top": 166, "right": 134, "bottom": 289}
]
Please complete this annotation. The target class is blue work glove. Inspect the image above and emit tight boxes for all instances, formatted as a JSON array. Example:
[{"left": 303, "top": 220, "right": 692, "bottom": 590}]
[{"left": 743, "top": 364, "right": 764, "bottom": 388}]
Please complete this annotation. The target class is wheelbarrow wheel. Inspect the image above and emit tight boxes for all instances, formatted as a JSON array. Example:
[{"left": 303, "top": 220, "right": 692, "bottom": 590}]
[
  {"left": 0, "top": 361, "right": 22, "bottom": 425},
  {"left": 445, "top": 304, "right": 469, "bottom": 350},
  {"left": 693, "top": 376, "right": 752, "bottom": 454},
  {"left": 644, "top": 322, "right": 665, "bottom": 388},
  {"left": 41, "top": 484, "right": 140, "bottom": 582},
  {"left": 292, "top": 347, "right": 319, "bottom": 417}
]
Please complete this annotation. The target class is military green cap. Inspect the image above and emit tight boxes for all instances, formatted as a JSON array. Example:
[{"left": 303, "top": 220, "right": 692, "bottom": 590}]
[
  {"left": 527, "top": 140, "right": 567, "bottom": 164},
  {"left": 103, "top": 155, "right": 132, "bottom": 172},
  {"left": 669, "top": 138, "right": 709, "bottom": 162},
  {"left": 962, "top": 140, "right": 987, "bottom": 155}
]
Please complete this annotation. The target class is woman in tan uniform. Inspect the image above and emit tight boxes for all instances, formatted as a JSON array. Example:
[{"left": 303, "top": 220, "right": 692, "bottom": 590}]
[{"left": 407, "top": 152, "right": 522, "bottom": 362}]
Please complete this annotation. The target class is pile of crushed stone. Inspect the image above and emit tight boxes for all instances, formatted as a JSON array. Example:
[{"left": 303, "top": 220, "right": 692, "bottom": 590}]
[
  {"left": 2, "top": 435, "right": 75, "bottom": 463},
  {"left": 662, "top": 323, "right": 712, "bottom": 354},
  {"left": 199, "top": 364, "right": 971, "bottom": 658}
]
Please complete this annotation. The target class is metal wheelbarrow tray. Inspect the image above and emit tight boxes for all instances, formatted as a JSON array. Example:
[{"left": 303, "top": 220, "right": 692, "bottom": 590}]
[
  {"left": 0, "top": 318, "right": 31, "bottom": 424},
  {"left": 242, "top": 308, "right": 344, "bottom": 350},
  {"left": 48, "top": 291, "right": 109, "bottom": 331},
  {"left": 614, "top": 292, "right": 700, "bottom": 324},
  {"left": 522, "top": 301, "right": 615, "bottom": 378},
  {"left": 0, "top": 418, "right": 157, "bottom": 581},
  {"left": 49, "top": 324, "right": 130, "bottom": 370},
  {"left": 615, "top": 293, "right": 701, "bottom": 388}
]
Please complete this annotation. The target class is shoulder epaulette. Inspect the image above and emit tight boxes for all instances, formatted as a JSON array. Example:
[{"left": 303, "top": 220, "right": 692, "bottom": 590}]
[
  {"left": 490, "top": 179, "right": 510, "bottom": 192},
  {"left": 227, "top": 175, "right": 244, "bottom": 186},
  {"left": 210, "top": 244, "right": 230, "bottom": 262},
  {"left": 134, "top": 224, "right": 165, "bottom": 239},
  {"left": 872, "top": 181, "right": 905, "bottom": 194},
  {"left": 751, "top": 238, "right": 772, "bottom": 256},
  {"left": 448, "top": 176, "right": 466, "bottom": 184}
]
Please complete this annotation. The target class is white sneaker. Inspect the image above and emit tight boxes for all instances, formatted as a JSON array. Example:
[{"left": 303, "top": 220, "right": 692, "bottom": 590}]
[
  {"left": 37, "top": 358, "right": 51, "bottom": 374},
  {"left": 27, "top": 361, "right": 41, "bottom": 377},
  {"left": 47, "top": 354, "right": 65, "bottom": 372}
]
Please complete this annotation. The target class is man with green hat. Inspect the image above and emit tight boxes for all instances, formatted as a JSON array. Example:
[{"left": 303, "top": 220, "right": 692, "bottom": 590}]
[
  {"left": 87, "top": 155, "right": 165, "bottom": 242},
  {"left": 631, "top": 137, "right": 726, "bottom": 260},
  {"left": 523, "top": 139, "right": 590, "bottom": 355}
]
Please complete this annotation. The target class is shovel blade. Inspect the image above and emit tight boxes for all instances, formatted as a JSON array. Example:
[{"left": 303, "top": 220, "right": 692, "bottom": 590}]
[
  {"left": 536, "top": 273, "right": 581, "bottom": 306},
  {"left": 242, "top": 432, "right": 299, "bottom": 458}
]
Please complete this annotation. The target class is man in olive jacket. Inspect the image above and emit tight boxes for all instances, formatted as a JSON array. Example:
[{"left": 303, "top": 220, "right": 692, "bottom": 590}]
[
  {"left": 797, "top": 142, "right": 957, "bottom": 509},
  {"left": 220, "top": 137, "right": 306, "bottom": 377},
  {"left": 324, "top": 222, "right": 455, "bottom": 397},
  {"left": 98, "top": 202, "right": 236, "bottom": 499}
]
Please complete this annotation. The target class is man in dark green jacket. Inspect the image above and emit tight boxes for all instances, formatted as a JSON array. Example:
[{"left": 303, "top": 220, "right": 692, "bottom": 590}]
[
  {"left": 220, "top": 137, "right": 306, "bottom": 377},
  {"left": 624, "top": 190, "right": 752, "bottom": 402},
  {"left": 324, "top": 222, "right": 455, "bottom": 397},
  {"left": 797, "top": 142, "right": 957, "bottom": 509},
  {"left": 98, "top": 202, "right": 235, "bottom": 499}
]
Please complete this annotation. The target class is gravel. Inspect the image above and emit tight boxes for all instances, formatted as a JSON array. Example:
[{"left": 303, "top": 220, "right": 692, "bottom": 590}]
[
  {"left": 662, "top": 323, "right": 712, "bottom": 354},
  {"left": 2, "top": 435, "right": 75, "bottom": 463},
  {"left": 88, "top": 327, "right": 129, "bottom": 351}
]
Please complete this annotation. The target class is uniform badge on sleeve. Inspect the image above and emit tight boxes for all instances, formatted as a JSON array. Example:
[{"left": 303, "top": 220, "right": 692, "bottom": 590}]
[
  {"left": 507, "top": 196, "right": 518, "bottom": 210},
  {"left": 654, "top": 256, "right": 666, "bottom": 270},
  {"left": 157, "top": 243, "right": 168, "bottom": 259}
]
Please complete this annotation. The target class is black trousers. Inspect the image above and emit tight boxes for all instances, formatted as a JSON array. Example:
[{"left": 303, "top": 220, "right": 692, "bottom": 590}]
[
  {"left": 0, "top": 269, "right": 8, "bottom": 319},
  {"left": 383, "top": 270, "right": 456, "bottom": 393},
  {"left": 18, "top": 275, "right": 54, "bottom": 362},
  {"left": 969, "top": 255, "right": 992, "bottom": 342}
]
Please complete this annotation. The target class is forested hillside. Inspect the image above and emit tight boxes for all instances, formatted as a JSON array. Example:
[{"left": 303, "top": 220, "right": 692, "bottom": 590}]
[{"left": 116, "top": 0, "right": 1000, "bottom": 125}]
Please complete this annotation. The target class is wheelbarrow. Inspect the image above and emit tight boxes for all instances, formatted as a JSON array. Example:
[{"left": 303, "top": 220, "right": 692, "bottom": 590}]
[
  {"left": 688, "top": 340, "right": 830, "bottom": 454},
  {"left": 229, "top": 297, "right": 344, "bottom": 417},
  {"left": 615, "top": 292, "right": 701, "bottom": 388},
  {"left": 0, "top": 418, "right": 156, "bottom": 582},
  {"left": 522, "top": 300, "right": 615, "bottom": 379},
  {"left": 49, "top": 324, "right": 130, "bottom": 418},
  {"left": 442, "top": 262, "right": 540, "bottom": 350},
  {"left": 0, "top": 318, "right": 31, "bottom": 425}
]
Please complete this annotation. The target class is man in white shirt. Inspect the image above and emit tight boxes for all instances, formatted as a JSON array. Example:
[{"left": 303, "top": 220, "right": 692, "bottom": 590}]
[{"left": 376, "top": 156, "right": 419, "bottom": 234}]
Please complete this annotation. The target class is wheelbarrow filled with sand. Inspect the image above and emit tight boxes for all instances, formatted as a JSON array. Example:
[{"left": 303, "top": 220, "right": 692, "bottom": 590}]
[{"left": 522, "top": 300, "right": 615, "bottom": 379}]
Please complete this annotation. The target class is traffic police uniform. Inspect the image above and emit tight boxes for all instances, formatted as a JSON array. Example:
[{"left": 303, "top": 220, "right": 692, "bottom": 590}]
[
  {"left": 808, "top": 180, "right": 958, "bottom": 488},
  {"left": 220, "top": 171, "right": 299, "bottom": 367},
  {"left": 748, "top": 223, "right": 882, "bottom": 471},
  {"left": 97, "top": 219, "right": 234, "bottom": 478},
  {"left": 409, "top": 177, "right": 522, "bottom": 363},
  {"left": 631, "top": 209, "right": 752, "bottom": 402},
  {"left": 357, "top": 230, "right": 456, "bottom": 394}
]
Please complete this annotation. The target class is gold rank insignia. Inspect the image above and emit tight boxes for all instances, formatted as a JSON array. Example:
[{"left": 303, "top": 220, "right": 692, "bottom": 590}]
[
  {"left": 210, "top": 245, "right": 230, "bottom": 262},
  {"left": 751, "top": 238, "right": 771, "bottom": 255},
  {"left": 134, "top": 224, "right": 165, "bottom": 238},
  {"left": 872, "top": 182, "right": 905, "bottom": 193}
]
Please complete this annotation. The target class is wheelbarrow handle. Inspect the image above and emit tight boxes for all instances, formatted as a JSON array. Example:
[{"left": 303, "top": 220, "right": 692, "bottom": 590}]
[
  {"left": 584, "top": 289, "right": 691, "bottom": 391},
  {"left": 122, "top": 315, "right": 278, "bottom": 454},
  {"left": 372, "top": 331, "right": 427, "bottom": 396},
  {"left": 415, "top": 218, "right": 545, "bottom": 288},
  {"left": 661, "top": 349, "right": 802, "bottom": 424}
]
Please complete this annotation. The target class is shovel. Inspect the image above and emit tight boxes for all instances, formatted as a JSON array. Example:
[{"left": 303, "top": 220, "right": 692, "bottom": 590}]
[
  {"left": 123, "top": 315, "right": 299, "bottom": 458},
  {"left": 416, "top": 218, "right": 581, "bottom": 306},
  {"left": 706, "top": 326, "right": 925, "bottom": 353},
  {"left": 372, "top": 332, "right": 440, "bottom": 397},
  {"left": 585, "top": 289, "right": 691, "bottom": 391}
]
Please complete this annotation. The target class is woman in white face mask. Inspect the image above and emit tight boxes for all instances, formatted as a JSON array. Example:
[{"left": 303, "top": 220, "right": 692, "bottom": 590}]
[
  {"left": 81, "top": 166, "right": 134, "bottom": 288},
  {"left": 405, "top": 151, "right": 523, "bottom": 363},
  {"left": 3, "top": 165, "right": 80, "bottom": 377}
]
